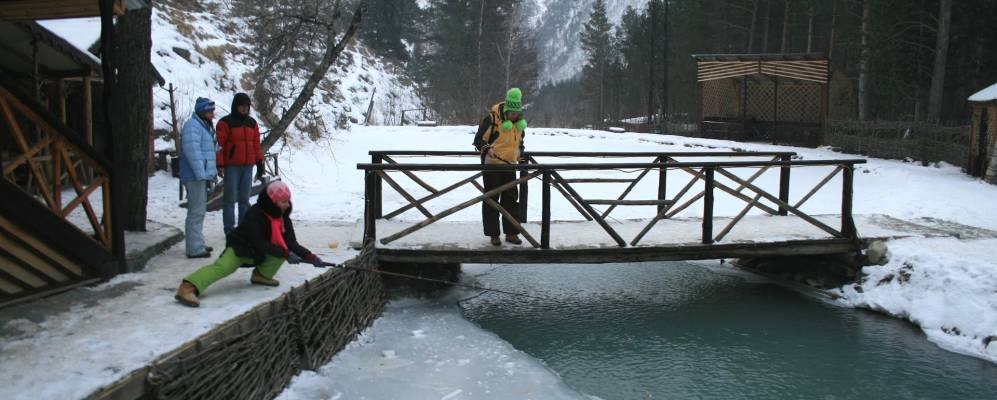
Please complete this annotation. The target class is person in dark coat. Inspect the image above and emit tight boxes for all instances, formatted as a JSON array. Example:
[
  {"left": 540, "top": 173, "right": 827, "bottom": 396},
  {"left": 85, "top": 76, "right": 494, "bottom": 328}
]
[
  {"left": 472, "top": 88, "right": 527, "bottom": 246},
  {"left": 216, "top": 93, "right": 266, "bottom": 235},
  {"left": 175, "top": 181, "right": 324, "bottom": 307}
]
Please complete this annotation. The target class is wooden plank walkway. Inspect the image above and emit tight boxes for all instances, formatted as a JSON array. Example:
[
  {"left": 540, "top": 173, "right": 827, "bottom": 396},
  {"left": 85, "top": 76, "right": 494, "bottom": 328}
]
[{"left": 351, "top": 214, "right": 989, "bottom": 264}]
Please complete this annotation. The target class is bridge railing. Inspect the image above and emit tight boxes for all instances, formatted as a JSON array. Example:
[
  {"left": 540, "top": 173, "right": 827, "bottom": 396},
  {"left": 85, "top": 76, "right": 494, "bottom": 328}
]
[{"left": 358, "top": 151, "right": 866, "bottom": 249}]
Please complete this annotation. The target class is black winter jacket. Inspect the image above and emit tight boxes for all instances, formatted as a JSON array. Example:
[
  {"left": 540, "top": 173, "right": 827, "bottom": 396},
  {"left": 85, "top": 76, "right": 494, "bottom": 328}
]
[{"left": 226, "top": 189, "right": 311, "bottom": 265}]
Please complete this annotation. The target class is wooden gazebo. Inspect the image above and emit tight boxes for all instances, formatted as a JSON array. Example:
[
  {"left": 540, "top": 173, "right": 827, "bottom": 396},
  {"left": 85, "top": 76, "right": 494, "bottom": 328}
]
[
  {"left": 693, "top": 53, "right": 829, "bottom": 147},
  {"left": 968, "top": 82, "right": 997, "bottom": 182}
]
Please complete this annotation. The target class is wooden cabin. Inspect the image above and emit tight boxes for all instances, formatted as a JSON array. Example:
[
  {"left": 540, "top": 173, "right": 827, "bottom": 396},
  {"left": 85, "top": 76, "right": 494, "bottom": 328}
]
[
  {"left": 967, "top": 83, "right": 997, "bottom": 182},
  {"left": 0, "top": 1, "right": 138, "bottom": 308},
  {"left": 693, "top": 53, "right": 829, "bottom": 148}
]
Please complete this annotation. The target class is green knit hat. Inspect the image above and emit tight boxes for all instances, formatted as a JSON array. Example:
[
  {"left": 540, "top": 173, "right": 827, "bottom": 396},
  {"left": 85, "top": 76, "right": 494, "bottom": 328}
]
[{"left": 505, "top": 88, "right": 523, "bottom": 112}]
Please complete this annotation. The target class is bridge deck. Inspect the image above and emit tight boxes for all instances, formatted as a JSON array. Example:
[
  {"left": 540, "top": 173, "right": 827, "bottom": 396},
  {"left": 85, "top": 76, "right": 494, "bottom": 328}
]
[{"left": 352, "top": 214, "right": 988, "bottom": 264}]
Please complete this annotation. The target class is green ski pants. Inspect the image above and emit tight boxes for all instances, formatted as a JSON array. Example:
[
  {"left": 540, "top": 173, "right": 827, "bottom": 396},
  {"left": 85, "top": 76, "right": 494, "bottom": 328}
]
[{"left": 184, "top": 247, "right": 284, "bottom": 294}]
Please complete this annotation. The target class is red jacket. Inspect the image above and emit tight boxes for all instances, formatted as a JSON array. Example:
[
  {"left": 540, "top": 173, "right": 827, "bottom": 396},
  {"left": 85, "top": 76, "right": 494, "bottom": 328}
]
[{"left": 216, "top": 114, "right": 263, "bottom": 167}]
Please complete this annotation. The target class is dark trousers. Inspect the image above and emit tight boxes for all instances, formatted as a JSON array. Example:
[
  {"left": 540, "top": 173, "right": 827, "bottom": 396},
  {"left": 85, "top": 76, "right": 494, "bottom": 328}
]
[{"left": 482, "top": 171, "right": 520, "bottom": 237}]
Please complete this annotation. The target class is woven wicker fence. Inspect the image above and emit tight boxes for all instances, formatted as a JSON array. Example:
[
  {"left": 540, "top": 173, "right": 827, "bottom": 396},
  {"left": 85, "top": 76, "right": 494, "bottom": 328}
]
[
  {"left": 144, "top": 249, "right": 386, "bottom": 400},
  {"left": 825, "top": 120, "right": 970, "bottom": 167}
]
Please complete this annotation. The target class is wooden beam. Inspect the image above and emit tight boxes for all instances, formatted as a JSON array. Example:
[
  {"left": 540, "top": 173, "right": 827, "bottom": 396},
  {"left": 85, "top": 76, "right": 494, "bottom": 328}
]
[
  {"left": 375, "top": 170, "right": 433, "bottom": 219},
  {"left": 380, "top": 171, "right": 541, "bottom": 245},
  {"left": 375, "top": 238, "right": 861, "bottom": 265},
  {"left": 382, "top": 173, "right": 481, "bottom": 220},
  {"left": 0, "top": 0, "right": 125, "bottom": 21},
  {"left": 0, "top": 97, "right": 56, "bottom": 209}
]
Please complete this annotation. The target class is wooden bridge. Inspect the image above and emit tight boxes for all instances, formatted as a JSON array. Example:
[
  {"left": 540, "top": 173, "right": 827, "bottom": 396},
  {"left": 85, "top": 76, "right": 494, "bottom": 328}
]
[{"left": 354, "top": 150, "right": 885, "bottom": 265}]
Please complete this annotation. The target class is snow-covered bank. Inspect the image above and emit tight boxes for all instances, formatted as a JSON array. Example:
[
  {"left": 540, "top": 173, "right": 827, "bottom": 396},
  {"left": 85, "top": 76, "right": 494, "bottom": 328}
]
[{"left": 839, "top": 237, "right": 997, "bottom": 362}]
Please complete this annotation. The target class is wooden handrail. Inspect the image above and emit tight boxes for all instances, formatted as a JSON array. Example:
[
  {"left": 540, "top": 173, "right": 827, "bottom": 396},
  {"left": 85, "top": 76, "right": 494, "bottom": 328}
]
[
  {"left": 357, "top": 159, "right": 867, "bottom": 171},
  {"left": 361, "top": 153, "right": 864, "bottom": 250}
]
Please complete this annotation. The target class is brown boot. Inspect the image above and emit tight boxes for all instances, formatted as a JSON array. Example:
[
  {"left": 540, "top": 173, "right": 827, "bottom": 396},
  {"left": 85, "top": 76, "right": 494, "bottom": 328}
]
[
  {"left": 175, "top": 281, "right": 199, "bottom": 307},
  {"left": 250, "top": 269, "right": 280, "bottom": 287},
  {"left": 490, "top": 236, "right": 502, "bottom": 246},
  {"left": 505, "top": 234, "right": 522, "bottom": 245}
]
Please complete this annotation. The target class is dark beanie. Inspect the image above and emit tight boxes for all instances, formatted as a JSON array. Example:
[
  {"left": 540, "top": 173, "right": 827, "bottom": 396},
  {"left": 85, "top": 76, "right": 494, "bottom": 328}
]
[
  {"left": 232, "top": 93, "right": 252, "bottom": 110},
  {"left": 194, "top": 97, "right": 215, "bottom": 114}
]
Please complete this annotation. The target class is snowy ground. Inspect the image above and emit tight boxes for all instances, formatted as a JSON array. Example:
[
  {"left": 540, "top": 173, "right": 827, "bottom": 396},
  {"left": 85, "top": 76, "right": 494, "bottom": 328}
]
[{"left": 2, "top": 126, "right": 997, "bottom": 399}]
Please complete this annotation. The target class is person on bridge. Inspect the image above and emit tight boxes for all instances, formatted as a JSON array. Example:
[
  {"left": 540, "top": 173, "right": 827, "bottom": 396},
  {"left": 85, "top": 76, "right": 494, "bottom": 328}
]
[
  {"left": 473, "top": 88, "right": 527, "bottom": 246},
  {"left": 216, "top": 93, "right": 267, "bottom": 235},
  {"left": 175, "top": 181, "right": 324, "bottom": 307},
  {"left": 179, "top": 97, "right": 218, "bottom": 259}
]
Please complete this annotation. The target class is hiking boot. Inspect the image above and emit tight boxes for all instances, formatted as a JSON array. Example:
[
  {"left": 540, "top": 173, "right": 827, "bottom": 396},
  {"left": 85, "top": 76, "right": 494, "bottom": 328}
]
[
  {"left": 186, "top": 250, "right": 211, "bottom": 259},
  {"left": 250, "top": 269, "right": 280, "bottom": 287},
  {"left": 204, "top": 246, "right": 213, "bottom": 252},
  {"left": 490, "top": 236, "right": 502, "bottom": 246},
  {"left": 175, "top": 281, "right": 199, "bottom": 307},
  {"left": 505, "top": 234, "right": 522, "bottom": 245}
]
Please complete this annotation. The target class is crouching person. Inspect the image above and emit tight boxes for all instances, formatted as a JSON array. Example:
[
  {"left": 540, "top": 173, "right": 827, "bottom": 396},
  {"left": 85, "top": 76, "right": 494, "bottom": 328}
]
[{"left": 175, "top": 181, "right": 323, "bottom": 307}]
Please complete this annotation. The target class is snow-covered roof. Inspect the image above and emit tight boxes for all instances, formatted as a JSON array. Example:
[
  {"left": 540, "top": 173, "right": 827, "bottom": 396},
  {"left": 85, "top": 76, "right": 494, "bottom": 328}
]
[
  {"left": 969, "top": 82, "right": 997, "bottom": 103},
  {"left": 37, "top": 17, "right": 101, "bottom": 61}
]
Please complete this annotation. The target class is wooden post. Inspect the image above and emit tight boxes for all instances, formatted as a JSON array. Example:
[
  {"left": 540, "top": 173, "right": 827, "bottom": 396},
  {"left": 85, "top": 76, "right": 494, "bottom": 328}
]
[
  {"left": 519, "top": 165, "right": 529, "bottom": 223},
  {"left": 779, "top": 154, "right": 791, "bottom": 215},
  {"left": 83, "top": 76, "right": 93, "bottom": 147},
  {"left": 703, "top": 168, "right": 715, "bottom": 244},
  {"left": 364, "top": 170, "right": 377, "bottom": 245},
  {"left": 167, "top": 83, "right": 179, "bottom": 149},
  {"left": 371, "top": 154, "right": 383, "bottom": 218},
  {"left": 841, "top": 164, "right": 855, "bottom": 239},
  {"left": 58, "top": 79, "right": 67, "bottom": 123},
  {"left": 657, "top": 157, "right": 668, "bottom": 215},
  {"left": 541, "top": 170, "right": 551, "bottom": 249}
]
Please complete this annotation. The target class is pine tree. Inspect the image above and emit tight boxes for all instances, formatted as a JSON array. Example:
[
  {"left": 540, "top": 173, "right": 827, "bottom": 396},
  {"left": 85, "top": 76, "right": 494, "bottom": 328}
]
[{"left": 579, "top": 0, "right": 613, "bottom": 125}]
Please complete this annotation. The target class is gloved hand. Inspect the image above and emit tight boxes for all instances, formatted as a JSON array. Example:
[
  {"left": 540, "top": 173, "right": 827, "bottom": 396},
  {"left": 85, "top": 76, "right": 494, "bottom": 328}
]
[
  {"left": 304, "top": 253, "right": 324, "bottom": 268},
  {"left": 286, "top": 253, "right": 302, "bottom": 264},
  {"left": 255, "top": 161, "right": 267, "bottom": 183}
]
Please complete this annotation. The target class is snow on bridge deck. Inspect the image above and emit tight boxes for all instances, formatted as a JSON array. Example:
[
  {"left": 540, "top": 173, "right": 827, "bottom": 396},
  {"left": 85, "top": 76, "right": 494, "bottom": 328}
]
[{"left": 350, "top": 214, "right": 997, "bottom": 264}]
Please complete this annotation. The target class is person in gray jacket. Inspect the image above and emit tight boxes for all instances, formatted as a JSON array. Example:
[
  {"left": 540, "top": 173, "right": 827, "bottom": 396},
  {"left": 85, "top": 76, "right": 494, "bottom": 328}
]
[{"left": 179, "top": 97, "right": 219, "bottom": 258}]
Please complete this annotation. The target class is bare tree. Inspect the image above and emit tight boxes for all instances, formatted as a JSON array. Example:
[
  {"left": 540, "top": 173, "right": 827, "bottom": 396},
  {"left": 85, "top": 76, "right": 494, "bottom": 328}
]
[
  {"left": 858, "top": 0, "right": 872, "bottom": 121},
  {"left": 926, "top": 0, "right": 952, "bottom": 121},
  {"left": 237, "top": 0, "right": 368, "bottom": 152}
]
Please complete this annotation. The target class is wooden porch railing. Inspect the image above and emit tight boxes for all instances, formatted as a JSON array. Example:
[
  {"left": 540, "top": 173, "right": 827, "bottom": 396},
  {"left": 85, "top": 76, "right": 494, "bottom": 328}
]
[
  {"left": 358, "top": 151, "right": 865, "bottom": 250},
  {"left": 0, "top": 83, "right": 115, "bottom": 251}
]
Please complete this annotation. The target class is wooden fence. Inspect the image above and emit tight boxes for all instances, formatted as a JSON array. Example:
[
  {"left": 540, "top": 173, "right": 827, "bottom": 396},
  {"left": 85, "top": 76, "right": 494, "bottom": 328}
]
[{"left": 824, "top": 120, "right": 970, "bottom": 167}]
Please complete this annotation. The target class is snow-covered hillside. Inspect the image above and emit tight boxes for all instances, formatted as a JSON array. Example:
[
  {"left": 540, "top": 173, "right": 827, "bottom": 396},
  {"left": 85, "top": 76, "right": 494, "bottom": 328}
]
[
  {"left": 535, "top": 0, "right": 649, "bottom": 83},
  {"left": 150, "top": 0, "right": 423, "bottom": 143}
]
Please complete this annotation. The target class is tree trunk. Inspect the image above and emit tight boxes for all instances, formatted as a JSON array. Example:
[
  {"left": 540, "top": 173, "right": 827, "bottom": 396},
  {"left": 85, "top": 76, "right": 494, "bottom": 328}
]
[
  {"left": 806, "top": 6, "right": 814, "bottom": 52},
  {"left": 261, "top": 4, "right": 366, "bottom": 152},
  {"left": 648, "top": 3, "right": 656, "bottom": 123},
  {"left": 747, "top": 0, "right": 759, "bottom": 52},
  {"left": 477, "top": 0, "right": 485, "bottom": 114},
  {"left": 111, "top": 4, "right": 153, "bottom": 231},
  {"left": 661, "top": 0, "right": 670, "bottom": 116},
  {"left": 927, "top": 0, "right": 953, "bottom": 121},
  {"left": 828, "top": 0, "right": 837, "bottom": 59},
  {"left": 780, "top": 0, "right": 791, "bottom": 53},
  {"left": 762, "top": 0, "right": 772, "bottom": 52},
  {"left": 858, "top": 0, "right": 871, "bottom": 121}
]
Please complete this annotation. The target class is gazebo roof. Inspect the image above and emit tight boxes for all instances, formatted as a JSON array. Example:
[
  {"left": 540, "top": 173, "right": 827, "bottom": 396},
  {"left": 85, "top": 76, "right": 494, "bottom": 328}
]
[
  {"left": 691, "top": 53, "right": 826, "bottom": 62},
  {"left": 968, "top": 82, "right": 997, "bottom": 103},
  {"left": 692, "top": 53, "right": 829, "bottom": 84}
]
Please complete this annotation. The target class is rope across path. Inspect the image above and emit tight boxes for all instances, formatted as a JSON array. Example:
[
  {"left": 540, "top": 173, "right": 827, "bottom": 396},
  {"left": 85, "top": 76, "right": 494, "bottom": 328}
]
[{"left": 321, "top": 261, "right": 556, "bottom": 302}]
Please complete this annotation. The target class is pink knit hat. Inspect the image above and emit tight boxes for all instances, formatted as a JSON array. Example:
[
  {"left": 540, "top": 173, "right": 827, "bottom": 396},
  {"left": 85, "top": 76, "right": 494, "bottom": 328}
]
[{"left": 266, "top": 181, "right": 291, "bottom": 202}]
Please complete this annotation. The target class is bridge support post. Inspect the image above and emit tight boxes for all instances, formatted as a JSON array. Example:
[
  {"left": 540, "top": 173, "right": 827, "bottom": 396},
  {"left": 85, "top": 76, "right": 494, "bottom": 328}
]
[
  {"left": 779, "top": 154, "right": 791, "bottom": 216},
  {"left": 657, "top": 157, "right": 668, "bottom": 215},
  {"left": 842, "top": 165, "right": 856, "bottom": 239},
  {"left": 519, "top": 167, "right": 529, "bottom": 223},
  {"left": 364, "top": 170, "right": 377, "bottom": 245},
  {"left": 703, "top": 168, "right": 715, "bottom": 244},
  {"left": 371, "top": 154, "right": 383, "bottom": 219},
  {"left": 541, "top": 171, "right": 551, "bottom": 249}
]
